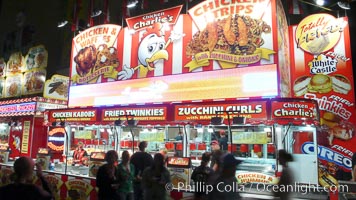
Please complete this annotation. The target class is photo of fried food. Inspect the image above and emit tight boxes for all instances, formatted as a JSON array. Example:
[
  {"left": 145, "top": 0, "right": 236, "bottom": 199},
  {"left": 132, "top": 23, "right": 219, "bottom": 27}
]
[
  {"left": 0, "top": 58, "right": 5, "bottom": 77},
  {"left": 186, "top": 14, "right": 271, "bottom": 57},
  {"left": 171, "top": 174, "right": 186, "bottom": 188},
  {"left": 74, "top": 45, "right": 97, "bottom": 77},
  {"left": 8, "top": 82, "right": 18, "bottom": 96},
  {"left": 307, "top": 74, "right": 332, "bottom": 94},
  {"left": 95, "top": 44, "right": 119, "bottom": 70},
  {"left": 331, "top": 74, "right": 351, "bottom": 94},
  {"left": 321, "top": 112, "right": 355, "bottom": 145},
  {"left": 293, "top": 75, "right": 311, "bottom": 96},
  {"left": 7, "top": 52, "right": 23, "bottom": 74},
  {"left": 48, "top": 81, "right": 68, "bottom": 97}
]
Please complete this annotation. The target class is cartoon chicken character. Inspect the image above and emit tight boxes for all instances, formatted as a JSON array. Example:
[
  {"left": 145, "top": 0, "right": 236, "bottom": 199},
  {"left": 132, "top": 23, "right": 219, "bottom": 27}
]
[
  {"left": 118, "top": 23, "right": 184, "bottom": 80},
  {"left": 12, "top": 135, "right": 21, "bottom": 151}
]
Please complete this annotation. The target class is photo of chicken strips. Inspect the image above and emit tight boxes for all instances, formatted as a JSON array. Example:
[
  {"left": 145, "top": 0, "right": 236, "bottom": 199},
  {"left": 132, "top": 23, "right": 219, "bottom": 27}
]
[
  {"left": 199, "top": 22, "right": 218, "bottom": 53},
  {"left": 186, "top": 14, "right": 271, "bottom": 57}
]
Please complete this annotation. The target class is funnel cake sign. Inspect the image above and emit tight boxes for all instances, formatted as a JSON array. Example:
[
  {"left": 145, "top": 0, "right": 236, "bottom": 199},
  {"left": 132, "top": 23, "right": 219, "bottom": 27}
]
[{"left": 186, "top": 0, "right": 275, "bottom": 70}]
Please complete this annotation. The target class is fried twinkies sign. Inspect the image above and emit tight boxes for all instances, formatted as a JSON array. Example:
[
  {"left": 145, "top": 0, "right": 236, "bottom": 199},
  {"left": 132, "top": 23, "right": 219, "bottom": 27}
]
[
  {"left": 126, "top": 5, "right": 182, "bottom": 31},
  {"left": 295, "top": 13, "right": 347, "bottom": 55},
  {"left": 102, "top": 107, "right": 167, "bottom": 121},
  {"left": 174, "top": 102, "right": 267, "bottom": 121},
  {"left": 49, "top": 109, "right": 98, "bottom": 122},
  {"left": 271, "top": 101, "right": 318, "bottom": 120}
]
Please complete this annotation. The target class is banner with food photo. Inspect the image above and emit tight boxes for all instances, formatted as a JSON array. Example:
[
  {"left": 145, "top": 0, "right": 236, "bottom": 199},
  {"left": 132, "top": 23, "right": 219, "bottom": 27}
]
[
  {"left": 70, "top": 24, "right": 122, "bottom": 85},
  {"left": 23, "top": 45, "right": 48, "bottom": 71},
  {"left": 290, "top": 14, "right": 355, "bottom": 186},
  {"left": 0, "top": 78, "right": 4, "bottom": 98},
  {"left": 5, "top": 52, "right": 24, "bottom": 76},
  {"left": 43, "top": 74, "right": 69, "bottom": 101},
  {"left": 4, "top": 73, "right": 22, "bottom": 98},
  {"left": 0, "top": 58, "right": 5, "bottom": 77},
  {"left": 186, "top": 0, "right": 276, "bottom": 71},
  {"left": 22, "top": 68, "right": 46, "bottom": 95}
]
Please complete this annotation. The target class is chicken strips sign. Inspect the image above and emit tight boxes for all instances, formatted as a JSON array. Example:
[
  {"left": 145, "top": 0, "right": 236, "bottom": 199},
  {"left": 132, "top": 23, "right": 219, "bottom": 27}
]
[{"left": 186, "top": 0, "right": 275, "bottom": 70}]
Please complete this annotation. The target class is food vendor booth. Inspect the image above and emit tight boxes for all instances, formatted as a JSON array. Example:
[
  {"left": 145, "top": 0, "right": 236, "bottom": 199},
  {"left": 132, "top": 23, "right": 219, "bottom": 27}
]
[
  {"left": 0, "top": 0, "right": 354, "bottom": 199},
  {"left": 0, "top": 97, "right": 67, "bottom": 161},
  {"left": 172, "top": 98, "right": 321, "bottom": 187}
]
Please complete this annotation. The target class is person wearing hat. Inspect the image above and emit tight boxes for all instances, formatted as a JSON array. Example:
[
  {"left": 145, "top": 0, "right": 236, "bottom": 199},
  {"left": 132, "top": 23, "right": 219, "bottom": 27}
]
[
  {"left": 191, "top": 152, "right": 214, "bottom": 200},
  {"left": 209, "top": 140, "right": 223, "bottom": 171},
  {"left": 175, "top": 131, "right": 183, "bottom": 141},
  {"left": 73, "top": 141, "right": 88, "bottom": 165},
  {"left": 207, "top": 153, "right": 242, "bottom": 200},
  {"left": 218, "top": 130, "right": 228, "bottom": 152},
  {"left": 274, "top": 149, "right": 294, "bottom": 200}
]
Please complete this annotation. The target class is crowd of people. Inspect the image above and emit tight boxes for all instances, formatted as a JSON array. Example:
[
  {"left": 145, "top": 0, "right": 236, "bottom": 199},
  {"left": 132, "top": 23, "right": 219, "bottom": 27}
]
[{"left": 1, "top": 140, "right": 355, "bottom": 200}]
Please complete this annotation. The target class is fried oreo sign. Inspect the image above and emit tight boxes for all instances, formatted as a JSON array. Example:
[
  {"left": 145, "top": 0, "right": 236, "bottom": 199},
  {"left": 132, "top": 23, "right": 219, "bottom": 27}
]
[{"left": 295, "top": 14, "right": 347, "bottom": 55}]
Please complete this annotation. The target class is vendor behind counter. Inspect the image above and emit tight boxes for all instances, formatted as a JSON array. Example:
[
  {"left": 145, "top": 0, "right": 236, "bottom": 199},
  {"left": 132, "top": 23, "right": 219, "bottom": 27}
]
[{"left": 73, "top": 142, "right": 88, "bottom": 165}]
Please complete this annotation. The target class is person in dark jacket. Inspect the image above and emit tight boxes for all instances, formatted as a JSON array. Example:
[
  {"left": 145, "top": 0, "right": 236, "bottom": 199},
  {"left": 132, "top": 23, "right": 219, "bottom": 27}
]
[
  {"left": 0, "top": 156, "right": 53, "bottom": 200},
  {"left": 210, "top": 140, "right": 223, "bottom": 171},
  {"left": 191, "top": 152, "right": 213, "bottom": 200},
  {"left": 96, "top": 150, "right": 120, "bottom": 200},
  {"left": 142, "top": 153, "right": 170, "bottom": 200},
  {"left": 130, "top": 141, "right": 153, "bottom": 200},
  {"left": 218, "top": 130, "right": 228, "bottom": 151},
  {"left": 207, "top": 154, "right": 242, "bottom": 200},
  {"left": 352, "top": 151, "right": 356, "bottom": 181},
  {"left": 274, "top": 150, "right": 294, "bottom": 200}
]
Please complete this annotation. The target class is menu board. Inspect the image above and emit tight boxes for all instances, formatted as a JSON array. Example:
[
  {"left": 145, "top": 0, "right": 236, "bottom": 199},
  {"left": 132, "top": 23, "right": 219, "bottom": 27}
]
[
  {"left": 290, "top": 14, "right": 355, "bottom": 187},
  {"left": 232, "top": 131, "right": 269, "bottom": 144}
]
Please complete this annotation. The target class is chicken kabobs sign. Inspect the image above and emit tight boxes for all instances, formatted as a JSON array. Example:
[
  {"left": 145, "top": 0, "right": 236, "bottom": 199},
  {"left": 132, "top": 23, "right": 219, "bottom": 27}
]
[
  {"left": 70, "top": 24, "right": 122, "bottom": 85},
  {"left": 186, "top": 0, "right": 275, "bottom": 70}
]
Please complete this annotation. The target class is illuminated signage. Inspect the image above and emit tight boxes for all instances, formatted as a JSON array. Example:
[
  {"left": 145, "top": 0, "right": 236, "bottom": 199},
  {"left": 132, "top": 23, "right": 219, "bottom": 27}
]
[
  {"left": 0, "top": 102, "right": 36, "bottom": 114},
  {"left": 36, "top": 102, "right": 67, "bottom": 112},
  {"left": 69, "top": 64, "right": 278, "bottom": 107},
  {"left": 102, "top": 107, "right": 167, "bottom": 121},
  {"left": 47, "top": 127, "right": 65, "bottom": 152},
  {"left": 295, "top": 14, "right": 347, "bottom": 55},
  {"left": 236, "top": 172, "right": 278, "bottom": 184},
  {"left": 49, "top": 109, "right": 98, "bottom": 122},
  {"left": 126, "top": 5, "right": 182, "bottom": 31},
  {"left": 174, "top": 102, "right": 268, "bottom": 121},
  {"left": 271, "top": 101, "right": 318, "bottom": 120}
]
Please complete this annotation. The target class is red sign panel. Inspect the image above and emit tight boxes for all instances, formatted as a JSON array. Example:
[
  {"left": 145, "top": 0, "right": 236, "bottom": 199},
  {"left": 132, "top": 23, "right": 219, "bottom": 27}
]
[
  {"left": 271, "top": 101, "right": 318, "bottom": 120},
  {"left": 174, "top": 102, "right": 268, "bottom": 121},
  {"left": 126, "top": 5, "right": 182, "bottom": 32},
  {"left": 48, "top": 109, "right": 98, "bottom": 122},
  {"left": 102, "top": 107, "right": 167, "bottom": 121}
]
